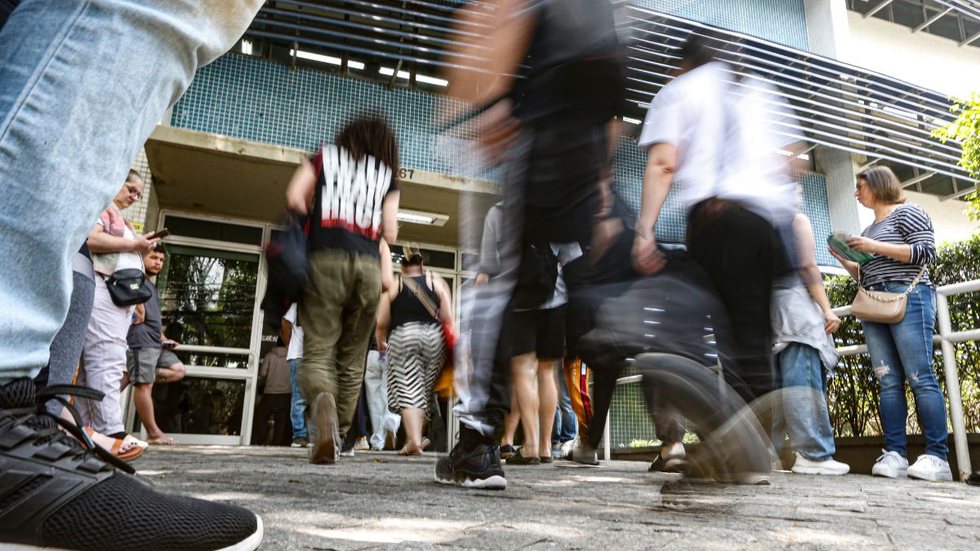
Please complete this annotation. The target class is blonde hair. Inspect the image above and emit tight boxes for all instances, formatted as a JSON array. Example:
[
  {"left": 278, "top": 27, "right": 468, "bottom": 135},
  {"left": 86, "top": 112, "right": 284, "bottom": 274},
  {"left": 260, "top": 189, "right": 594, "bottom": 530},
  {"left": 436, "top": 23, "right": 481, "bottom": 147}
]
[{"left": 857, "top": 166, "right": 905, "bottom": 205}]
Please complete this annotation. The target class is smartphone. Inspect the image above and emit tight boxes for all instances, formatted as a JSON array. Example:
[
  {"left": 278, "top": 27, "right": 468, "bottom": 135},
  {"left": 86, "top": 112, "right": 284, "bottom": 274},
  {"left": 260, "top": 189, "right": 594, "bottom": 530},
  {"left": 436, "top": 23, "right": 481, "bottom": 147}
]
[
  {"left": 161, "top": 339, "right": 178, "bottom": 350},
  {"left": 146, "top": 228, "right": 170, "bottom": 240}
]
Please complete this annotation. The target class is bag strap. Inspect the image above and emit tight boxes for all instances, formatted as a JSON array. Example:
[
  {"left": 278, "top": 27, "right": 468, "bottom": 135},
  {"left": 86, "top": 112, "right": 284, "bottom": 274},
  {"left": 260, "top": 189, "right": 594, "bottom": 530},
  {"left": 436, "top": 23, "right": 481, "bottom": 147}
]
[
  {"left": 401, "top": 272, "right": 441, "bottom": 322},
  {"left": 858, "top": 265, "right": 927, "bottom": 302}
]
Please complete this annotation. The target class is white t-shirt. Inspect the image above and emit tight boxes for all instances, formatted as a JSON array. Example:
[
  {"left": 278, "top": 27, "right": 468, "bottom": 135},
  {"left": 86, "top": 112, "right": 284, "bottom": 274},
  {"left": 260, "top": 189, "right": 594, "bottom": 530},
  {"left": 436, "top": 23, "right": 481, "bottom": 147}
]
[
  {"left": 638, "top": 62, "right": 801, "bottom": 225},
  {"left": 283, "top": 303, "right": 304, "bottom": 360}
]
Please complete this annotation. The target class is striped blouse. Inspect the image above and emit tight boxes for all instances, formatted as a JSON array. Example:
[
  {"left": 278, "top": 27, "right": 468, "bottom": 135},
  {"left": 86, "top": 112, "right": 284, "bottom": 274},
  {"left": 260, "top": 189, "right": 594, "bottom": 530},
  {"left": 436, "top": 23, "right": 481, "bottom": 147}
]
[{"left": 858, "top": 203, "right": 935, "bottom": 289}]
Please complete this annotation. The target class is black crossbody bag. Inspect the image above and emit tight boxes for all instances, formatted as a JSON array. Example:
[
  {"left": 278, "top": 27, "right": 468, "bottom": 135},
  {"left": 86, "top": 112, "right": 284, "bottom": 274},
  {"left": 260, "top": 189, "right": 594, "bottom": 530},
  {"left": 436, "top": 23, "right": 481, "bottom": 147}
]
[{"left": 106, "top": 268, "right": 152, "bottom": 306}]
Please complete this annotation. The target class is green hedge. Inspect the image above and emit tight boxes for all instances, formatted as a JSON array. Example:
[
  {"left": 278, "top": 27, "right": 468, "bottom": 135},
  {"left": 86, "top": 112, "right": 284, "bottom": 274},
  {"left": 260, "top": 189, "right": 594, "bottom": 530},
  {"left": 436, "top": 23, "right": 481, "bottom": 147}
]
[{"left": 825, "top": 234, "right": 980, "bottom": 437}]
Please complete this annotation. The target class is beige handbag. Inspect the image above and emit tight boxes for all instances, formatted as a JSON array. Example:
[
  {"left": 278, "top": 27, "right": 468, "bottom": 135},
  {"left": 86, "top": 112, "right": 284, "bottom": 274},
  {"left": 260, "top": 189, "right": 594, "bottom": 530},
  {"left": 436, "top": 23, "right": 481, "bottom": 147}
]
[{"left": 851, "top": 266, "right": 927, "bottom": 324}]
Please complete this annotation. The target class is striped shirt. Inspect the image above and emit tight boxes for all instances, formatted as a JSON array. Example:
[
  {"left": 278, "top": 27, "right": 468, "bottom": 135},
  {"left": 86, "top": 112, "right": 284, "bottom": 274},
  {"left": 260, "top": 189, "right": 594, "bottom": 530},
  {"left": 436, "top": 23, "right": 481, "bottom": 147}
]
[{"left": 859, "top": 203, "right": 935, "bottom": 288}]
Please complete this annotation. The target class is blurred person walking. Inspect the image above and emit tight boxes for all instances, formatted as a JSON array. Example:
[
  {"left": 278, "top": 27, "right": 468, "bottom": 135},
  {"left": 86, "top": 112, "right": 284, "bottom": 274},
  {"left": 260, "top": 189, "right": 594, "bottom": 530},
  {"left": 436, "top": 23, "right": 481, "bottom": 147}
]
[
  {"left": 437, "top": 0, "right": 625, "bottom": 489},
  {"left": 285, "top": 116, "right": 400, "bottom": 464},
  {"left": 376, "top": 248, "right": 452, "bottom": 456},
  {"left": 829, "top": 166, "right": 950, "bottom": 481},
  {"left": 0, "top": 1, "right": 266, "bottom": 547},
  {"left": 363, "top": 332, "right": 400, "bottom": 450}
]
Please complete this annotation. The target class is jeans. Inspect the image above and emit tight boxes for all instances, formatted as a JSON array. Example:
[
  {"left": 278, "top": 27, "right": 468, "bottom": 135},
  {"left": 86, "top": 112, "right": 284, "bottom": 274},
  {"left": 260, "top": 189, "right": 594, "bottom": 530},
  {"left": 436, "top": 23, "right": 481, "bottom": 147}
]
[
  {"left": 863, "top": 282, "right": 948, "bottom": 459},
  {"left": 0, "top": 0, "right": 262, "bottom": 381},
  {"left": 772, "top": 343, "right": 836, "bottom": 461},
  {"left": 289, "top": 359, "right": 307, "bottom": 440},
  {"left": 364, "top": 350, "right": 400, "bottom": 450},
  {"left": 552, "top": 365, "right": 577, "bottom": 445}
]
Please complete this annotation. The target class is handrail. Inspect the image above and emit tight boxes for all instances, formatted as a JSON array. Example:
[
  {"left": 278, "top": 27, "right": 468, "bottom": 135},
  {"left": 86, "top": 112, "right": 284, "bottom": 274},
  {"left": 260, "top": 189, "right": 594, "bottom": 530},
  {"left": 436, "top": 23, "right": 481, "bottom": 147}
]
[{"left": 608, "top": 278, "right": 979, "bottom": 480}]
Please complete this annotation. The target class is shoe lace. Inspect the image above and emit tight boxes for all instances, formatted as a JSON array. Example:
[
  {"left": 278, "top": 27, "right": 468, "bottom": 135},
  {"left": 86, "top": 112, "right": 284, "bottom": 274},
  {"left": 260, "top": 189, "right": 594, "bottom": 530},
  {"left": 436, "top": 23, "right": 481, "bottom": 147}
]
[
  {"left": 875, "top": 450, "right": 901, "bottom": 465},
  {"left": 4, "top": 384, "right": 135, "bottom": 474}
]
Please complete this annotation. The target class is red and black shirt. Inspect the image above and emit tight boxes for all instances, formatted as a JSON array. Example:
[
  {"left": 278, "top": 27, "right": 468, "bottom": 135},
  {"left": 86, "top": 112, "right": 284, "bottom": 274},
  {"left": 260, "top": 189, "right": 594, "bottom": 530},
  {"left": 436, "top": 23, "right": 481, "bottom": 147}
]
[{"left": 308, "top": 145, "right": 397, "bottom": 258}]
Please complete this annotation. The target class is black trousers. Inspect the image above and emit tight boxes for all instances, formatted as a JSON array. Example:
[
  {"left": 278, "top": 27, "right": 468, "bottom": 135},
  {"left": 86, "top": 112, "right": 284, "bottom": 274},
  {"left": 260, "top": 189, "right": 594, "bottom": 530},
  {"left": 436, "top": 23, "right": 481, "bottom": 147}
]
[
  {"left": 686, "top": 199, "right": 779, "bottom": 404},
  {"left": 252, "top": 393, "right": 292, "bottom": 446}
]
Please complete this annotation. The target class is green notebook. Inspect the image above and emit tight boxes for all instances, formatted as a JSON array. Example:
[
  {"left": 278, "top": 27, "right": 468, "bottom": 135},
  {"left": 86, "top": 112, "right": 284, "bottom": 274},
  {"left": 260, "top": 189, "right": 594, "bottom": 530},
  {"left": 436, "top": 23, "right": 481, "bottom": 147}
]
[{"left": 827, "top": 233, "right": 874, "bottom": 264}]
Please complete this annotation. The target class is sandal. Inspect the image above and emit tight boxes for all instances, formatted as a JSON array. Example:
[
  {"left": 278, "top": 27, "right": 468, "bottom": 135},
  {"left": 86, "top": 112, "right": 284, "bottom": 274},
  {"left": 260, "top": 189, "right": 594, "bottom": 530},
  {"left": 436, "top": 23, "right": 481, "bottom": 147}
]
[
  {"left": 146, "top": 436, "right": 177, "bottom": 446},
  {"left": 500, "top": 444, "right": 516, "bottom": 459},
  {"left": 83, "top": 427, "right": 143, "bottom": 462},
  {"left": 506, "top": 452, "right": 540, "bottom": 466}
]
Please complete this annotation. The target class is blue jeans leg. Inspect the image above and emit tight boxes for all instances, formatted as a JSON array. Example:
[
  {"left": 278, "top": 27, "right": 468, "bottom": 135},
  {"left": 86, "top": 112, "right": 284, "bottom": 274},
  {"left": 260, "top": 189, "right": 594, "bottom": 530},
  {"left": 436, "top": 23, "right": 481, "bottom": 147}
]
[
  {"left": 289, "top": 359, "right": 308, "bottom": 439},
  {"left": 864, "top": 283, "right": 947, "bottom": 459},
  {"left": 777, "top": 343, "right": 836, "bottom": 461},
  {"left": 552, "top": 365, "right": 577, "bottom": 444},
  {"left": 0, "top": 0, "right": 260, "bottom": 380}
]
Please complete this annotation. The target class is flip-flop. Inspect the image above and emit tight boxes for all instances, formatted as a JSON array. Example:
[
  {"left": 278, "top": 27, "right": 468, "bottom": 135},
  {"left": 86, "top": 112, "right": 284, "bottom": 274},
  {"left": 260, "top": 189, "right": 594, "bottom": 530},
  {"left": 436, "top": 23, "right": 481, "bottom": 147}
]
[
  {"left": 83, "top": 427, "right": 143, "bottom": 462},
  {"left": 146, "top": 436, "right": 177, "bottom": 446}
]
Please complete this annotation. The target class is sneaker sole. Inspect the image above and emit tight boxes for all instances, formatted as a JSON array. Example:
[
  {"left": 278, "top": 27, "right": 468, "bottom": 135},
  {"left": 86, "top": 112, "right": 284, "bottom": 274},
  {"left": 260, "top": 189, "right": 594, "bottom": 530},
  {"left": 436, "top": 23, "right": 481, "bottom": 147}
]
[
  {"left": 871, "top": 468, "right": 907, "bottom": 478},
  {"left": 4, "top": 515, "right": 264, "bottom": 551},
  {"left": 908, "top": 471, "right": 953, "bottom": 482},
  {"left": 434, "top": 472, "right": 507, "bottom": 490},
  {"left": 792, "top": 466, "right": 849, "bottom": 476}
]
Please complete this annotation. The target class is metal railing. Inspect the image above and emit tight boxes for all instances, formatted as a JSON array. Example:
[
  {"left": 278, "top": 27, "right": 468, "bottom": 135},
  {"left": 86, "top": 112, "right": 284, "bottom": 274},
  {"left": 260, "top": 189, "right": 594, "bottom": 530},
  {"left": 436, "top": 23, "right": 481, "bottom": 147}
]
[{"left": 607, "top": 279, "right": 979, "bottom": 481}]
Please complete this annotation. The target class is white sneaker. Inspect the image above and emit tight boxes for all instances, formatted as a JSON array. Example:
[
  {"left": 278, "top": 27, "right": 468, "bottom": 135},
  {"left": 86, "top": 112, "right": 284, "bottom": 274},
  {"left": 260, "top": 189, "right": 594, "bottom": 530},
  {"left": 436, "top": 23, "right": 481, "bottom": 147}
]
[
  {"left": 660, "top": 442, "right": 687, "bottom": 472},
  {"left": 791, "top": 452, "right": 850, "bottom": 476},
  {"left": 353, "top": 436, "right": 370, "bottom": 451},
  {"left": 871, "top": 450, "right": 909, "bottom": 478},
  {"left": 559, "top": 439, "right": 576, "bottom": 459},
  {"left": 907, "top": 454, "right": 953, "bottom": 482}
]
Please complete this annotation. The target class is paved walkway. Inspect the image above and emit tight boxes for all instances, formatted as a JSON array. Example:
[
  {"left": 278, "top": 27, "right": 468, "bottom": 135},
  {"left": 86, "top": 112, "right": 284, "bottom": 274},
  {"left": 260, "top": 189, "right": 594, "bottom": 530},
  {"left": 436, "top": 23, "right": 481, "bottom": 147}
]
[{"left": 136, "top": 446, "right": 979, "bottom": 550}]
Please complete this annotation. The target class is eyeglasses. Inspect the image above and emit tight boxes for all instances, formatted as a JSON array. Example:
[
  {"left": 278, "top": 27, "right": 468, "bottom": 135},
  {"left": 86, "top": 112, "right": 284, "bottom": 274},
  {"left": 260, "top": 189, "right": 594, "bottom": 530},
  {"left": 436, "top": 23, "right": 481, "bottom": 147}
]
[{"left": 126, "top": 185, "right": 143, "bottom": 200}]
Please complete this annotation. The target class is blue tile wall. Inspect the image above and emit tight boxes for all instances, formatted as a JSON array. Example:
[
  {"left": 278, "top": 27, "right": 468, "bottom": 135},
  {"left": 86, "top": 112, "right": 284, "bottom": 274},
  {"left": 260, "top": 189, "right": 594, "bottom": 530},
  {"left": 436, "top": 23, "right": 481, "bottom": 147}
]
[
  {"left": 629, "top": 0, "right": 809, "bottom": 50},
  {"left": 171, "top": 54, "right": 471, "bottom": 176}
]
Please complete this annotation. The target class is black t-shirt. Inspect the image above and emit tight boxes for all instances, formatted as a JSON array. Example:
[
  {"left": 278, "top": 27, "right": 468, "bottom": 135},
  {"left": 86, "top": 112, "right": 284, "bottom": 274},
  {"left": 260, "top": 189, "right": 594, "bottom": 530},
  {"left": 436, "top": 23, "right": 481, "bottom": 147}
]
[
  {"left": 307, "top": 145, "right": 398, "bottom": 258},
  {"left": 127, "top": 281, "right": 162, "bottom": 349}
]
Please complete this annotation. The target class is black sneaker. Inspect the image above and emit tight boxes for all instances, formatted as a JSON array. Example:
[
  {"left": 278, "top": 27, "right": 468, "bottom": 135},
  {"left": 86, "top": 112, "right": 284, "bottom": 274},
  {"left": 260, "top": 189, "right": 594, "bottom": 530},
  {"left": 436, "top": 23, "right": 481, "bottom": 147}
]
[
  {"left": 0, "top": 378, "right": 263, "bottom": 550},
  {"left": 434, "top": 441, "right": 507, "bottom": 490}
]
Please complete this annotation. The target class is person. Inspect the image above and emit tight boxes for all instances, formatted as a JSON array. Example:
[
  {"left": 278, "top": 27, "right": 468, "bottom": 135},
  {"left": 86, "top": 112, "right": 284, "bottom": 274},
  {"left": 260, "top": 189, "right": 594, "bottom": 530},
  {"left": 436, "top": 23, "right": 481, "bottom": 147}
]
[
  {"left": 285, "top": 115, "right": 400, "bottom": 464},
  {"left": 771, "top": 199, "right": 849, "bottom": 475},
  {"left": 252, "top": 338, "right": 293, "bottom": 446},
  {"left": 125, "top": 244, "right": 187, "bottom": 445},
  {"left": 829, "top": 166, "right": 950, "bottom": 481},
  {"left": 552, "top": 364, "right": 578, "bottom": 458},
  {"left": 0, "top": 1, "right": 265, "bottom": 548},
  {"left": 437, "top": 0, "right": 625, "bottom": 489},
  {"left": 376, "top": 248, "right": 452, "bottom": 456},
  {"left": 76, "top": 172, "right": 159, "bottom": 439},
  {"left": 281, "top": 302, "right": 309, "bottom": 448},
  {"left": 363, "top": 331, "right": 400, "bottom": 451},
  {"left": 632, "top": 35, "right": 800, "bottom": 410}
]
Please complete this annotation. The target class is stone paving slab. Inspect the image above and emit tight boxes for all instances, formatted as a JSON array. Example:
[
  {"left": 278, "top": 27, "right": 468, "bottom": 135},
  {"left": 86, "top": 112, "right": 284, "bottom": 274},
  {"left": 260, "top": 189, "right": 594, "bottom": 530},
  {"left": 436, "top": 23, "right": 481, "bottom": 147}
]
[{"left": 135, "top": 446, "right": 980, "bottom": 550}]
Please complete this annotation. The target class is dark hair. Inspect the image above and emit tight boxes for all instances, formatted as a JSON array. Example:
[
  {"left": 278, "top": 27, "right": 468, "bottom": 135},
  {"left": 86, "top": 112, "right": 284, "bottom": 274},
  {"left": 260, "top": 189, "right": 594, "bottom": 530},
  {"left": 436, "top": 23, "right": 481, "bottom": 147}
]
[
  {"left": 152, "top": 243, "right": 167, "bottom": 254},
  {"left": 276, "top": 336, "right": 285, "bottom": 347},
  {"left": 127, "top": 169, "right": 143, "bottom": 183},
  {"left": 335, "top": 115, "right": 399, "bottom": 172},
  {"left": 857, "top": 166, "right": 905, "bottom": 205},
  {"left": 678, "top": 33, "right": 716, "bottom": 69}
]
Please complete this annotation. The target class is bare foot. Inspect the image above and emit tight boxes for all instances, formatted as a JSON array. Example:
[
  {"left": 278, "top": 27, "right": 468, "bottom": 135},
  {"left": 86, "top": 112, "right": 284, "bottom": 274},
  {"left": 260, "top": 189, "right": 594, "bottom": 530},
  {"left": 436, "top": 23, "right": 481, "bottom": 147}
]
[{"left": 146, "top": 433, "right": 177, "bottom": 445}]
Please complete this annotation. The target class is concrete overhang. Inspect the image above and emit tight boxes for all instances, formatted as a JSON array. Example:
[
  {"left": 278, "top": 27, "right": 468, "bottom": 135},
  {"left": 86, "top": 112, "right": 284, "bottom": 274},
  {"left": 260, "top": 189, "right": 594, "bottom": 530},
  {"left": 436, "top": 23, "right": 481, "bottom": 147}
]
[{"left": 144, "top": 125, "right": 498, "bottom": 248}]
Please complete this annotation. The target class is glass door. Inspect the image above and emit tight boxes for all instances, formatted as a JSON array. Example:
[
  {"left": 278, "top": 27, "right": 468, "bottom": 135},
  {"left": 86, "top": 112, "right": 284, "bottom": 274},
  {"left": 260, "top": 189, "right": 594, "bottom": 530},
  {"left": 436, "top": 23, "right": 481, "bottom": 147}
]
[{"left": 127, "top": 212, "right": 267, "bottom": 445}]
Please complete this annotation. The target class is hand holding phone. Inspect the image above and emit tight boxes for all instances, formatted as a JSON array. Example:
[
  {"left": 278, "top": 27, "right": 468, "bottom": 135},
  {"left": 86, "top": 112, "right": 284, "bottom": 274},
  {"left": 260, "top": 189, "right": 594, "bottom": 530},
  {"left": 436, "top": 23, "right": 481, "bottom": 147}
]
[
  {"left": 161, "top": 339, "right": 178, "bottom": 350},
  {"left": 146, "top": 228, "right": 170, "bottom": 240}
]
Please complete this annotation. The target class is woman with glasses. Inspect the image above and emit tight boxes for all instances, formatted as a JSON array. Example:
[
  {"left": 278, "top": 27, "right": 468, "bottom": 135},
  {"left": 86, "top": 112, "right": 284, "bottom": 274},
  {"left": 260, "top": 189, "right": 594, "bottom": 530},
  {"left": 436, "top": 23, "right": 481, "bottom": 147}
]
[
  {"left": 829, "top": 166, "right": 950, "bottom": 482},
  {"left": 76, "top": 170, "right": 158, "bottom": 448}
]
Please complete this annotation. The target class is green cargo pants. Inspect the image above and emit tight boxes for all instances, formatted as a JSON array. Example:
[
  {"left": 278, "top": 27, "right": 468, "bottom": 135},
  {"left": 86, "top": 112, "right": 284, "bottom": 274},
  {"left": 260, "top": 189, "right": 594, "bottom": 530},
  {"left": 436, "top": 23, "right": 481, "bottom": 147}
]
[{"left": 298, "top": 249, "right": 381, "bottom": 440}]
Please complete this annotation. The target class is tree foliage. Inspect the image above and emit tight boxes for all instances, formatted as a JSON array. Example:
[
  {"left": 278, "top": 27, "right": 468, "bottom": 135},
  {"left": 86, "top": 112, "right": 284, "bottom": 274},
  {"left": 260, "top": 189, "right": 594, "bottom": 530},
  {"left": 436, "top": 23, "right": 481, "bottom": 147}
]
[{"left": 933, "top": 93, "right": 980, "bottom": 221}]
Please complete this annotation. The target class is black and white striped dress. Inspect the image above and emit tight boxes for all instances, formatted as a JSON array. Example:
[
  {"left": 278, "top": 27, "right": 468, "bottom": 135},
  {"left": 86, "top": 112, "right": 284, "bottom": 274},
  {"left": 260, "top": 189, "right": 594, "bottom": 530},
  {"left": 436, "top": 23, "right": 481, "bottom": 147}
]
[
  {"left": 859, "top": 203, "right": 935, "bottom": 289},
  {"left": 386, "top": 275, "right": 446, "bottom": 415}
]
